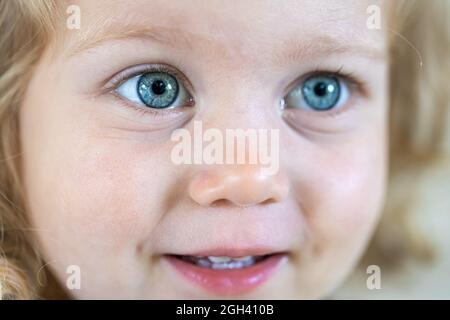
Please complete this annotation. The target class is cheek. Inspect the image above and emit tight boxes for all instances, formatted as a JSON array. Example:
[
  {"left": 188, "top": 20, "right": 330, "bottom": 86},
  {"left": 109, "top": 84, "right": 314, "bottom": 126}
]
[
  {"left": 291, "top": 133, "right": 387, "bottom": 253},
  {"left": 62, "top": 140, "right": 175, "bottom": 248},
  {"left": 319, "top": 149, "right": 386, "bottom": 239},
  {"left": 24, "top": 130, "right": 175, "bottom": 263}
]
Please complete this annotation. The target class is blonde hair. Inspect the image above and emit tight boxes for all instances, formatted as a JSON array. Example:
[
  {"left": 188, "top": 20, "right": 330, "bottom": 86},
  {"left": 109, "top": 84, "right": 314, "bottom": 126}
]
[
  {"left": 0, "top": 0, "right": 449, "bottom": 299},
  {"left": 365, "top": 0, "right": 450, "bottom": 268},
  {"left": 0, "top": 0, "right": 58, "bottom": 299}
]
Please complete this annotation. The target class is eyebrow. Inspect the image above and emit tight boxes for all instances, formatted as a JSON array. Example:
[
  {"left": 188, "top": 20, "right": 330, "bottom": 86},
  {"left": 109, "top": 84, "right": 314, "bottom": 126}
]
[
  {"left": 276, "top": 35, "right": 387, "bottom": 64},
  {"left": 69, "top": 23, "right": 386, "bottom": 64},
  {"left": 69, "top": 25, "right": 206, "bottom": 55}
]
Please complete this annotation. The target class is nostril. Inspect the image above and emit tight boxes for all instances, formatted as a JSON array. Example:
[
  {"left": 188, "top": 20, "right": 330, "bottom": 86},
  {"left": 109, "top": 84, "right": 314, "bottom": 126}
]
[
  {"left": 210, "top": 199, "right": 233, "bottom": 207},
  {"left": 226, "top": 188, "right": 282, "bottom": 207},
  {"left": 260, "top": 198, "right": 278, "bottom": 206},
  {"left": 208, "top": 198, "right": 273, "bottom": 208}
]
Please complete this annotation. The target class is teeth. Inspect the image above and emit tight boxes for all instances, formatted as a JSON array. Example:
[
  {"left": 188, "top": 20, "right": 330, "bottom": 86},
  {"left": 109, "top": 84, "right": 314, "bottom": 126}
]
[
  {"left": 207, "top": 256, "right": 232, "bottom": 263},
  {"left": 233, "top": 256, "right": 254, "bottom": 262},
  {"left": 178, "top": 253, "right": 270, "bottom": 269},
  {"left": 182, "top": 255, "right": 259, "bottom": 269}
]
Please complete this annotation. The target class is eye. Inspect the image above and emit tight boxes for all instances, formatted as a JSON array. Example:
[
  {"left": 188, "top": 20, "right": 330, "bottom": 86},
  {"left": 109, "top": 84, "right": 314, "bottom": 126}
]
[
  {"left": 283, "top": 74, "right": 349, "bottom": 112},
  {"left": 116, "top": 71, "right": 192, "bottom": 109}
]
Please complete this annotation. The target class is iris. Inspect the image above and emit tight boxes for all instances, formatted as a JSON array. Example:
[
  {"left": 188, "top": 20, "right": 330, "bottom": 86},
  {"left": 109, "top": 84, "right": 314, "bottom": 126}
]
[
  {"left": 137, "top": 72, "right": 179, "bottom": 109},
  {"left": 301, "top": 75, "right": 340, "bottom": 111}
]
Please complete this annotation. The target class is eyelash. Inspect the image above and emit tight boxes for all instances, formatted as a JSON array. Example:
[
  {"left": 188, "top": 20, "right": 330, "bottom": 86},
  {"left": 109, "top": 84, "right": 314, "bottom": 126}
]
[
  {"left": 106, "top": 64, "right": 367, "bottom": 119},
  {"left": 314, "top": 67, "right": 364, "bottom": 94}
]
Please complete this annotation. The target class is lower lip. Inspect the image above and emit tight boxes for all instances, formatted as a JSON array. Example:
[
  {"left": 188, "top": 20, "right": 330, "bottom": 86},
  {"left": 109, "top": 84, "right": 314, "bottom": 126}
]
[{"left": 165, "top": 254, "right": 286, "bottom": 295}]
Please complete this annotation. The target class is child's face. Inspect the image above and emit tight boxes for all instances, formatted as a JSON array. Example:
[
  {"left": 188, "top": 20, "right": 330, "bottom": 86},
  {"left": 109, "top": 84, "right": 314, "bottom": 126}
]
[{"left": 20, "top": 0, "right": 388, "bottom": 298}]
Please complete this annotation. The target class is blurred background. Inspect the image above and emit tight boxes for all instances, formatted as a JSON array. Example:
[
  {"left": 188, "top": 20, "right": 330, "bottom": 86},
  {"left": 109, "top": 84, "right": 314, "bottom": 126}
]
[{"left": 335, "top": 112, "right": 450, "bottom": 299}]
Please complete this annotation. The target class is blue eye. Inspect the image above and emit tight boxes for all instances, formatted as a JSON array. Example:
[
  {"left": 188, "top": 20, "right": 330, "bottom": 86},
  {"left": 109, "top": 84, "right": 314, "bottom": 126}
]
[
  {"left": 138, "top": 73, "right": 178, "bottom": 108},
  {"left": 284, "top": 74, "right": 349, "bottom": 111},
  {"left": 302, "top": 75, "right": 340, "bottom": 110},
  {"left": 116, "top": 71, "right": 191, "bottom": 109}
]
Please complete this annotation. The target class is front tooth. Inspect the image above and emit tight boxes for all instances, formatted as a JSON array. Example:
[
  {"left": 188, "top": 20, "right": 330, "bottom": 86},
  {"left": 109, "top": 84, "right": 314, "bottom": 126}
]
[
  {"left": 233, "top": 256, "right": 253, "bottom": 261},
  {"left": 208, "top": 256, "right": 232, "bottom": 263}
]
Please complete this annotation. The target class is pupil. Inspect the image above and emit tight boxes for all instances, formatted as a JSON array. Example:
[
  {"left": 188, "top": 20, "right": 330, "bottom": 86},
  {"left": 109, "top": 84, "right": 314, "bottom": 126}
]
[
  {"left": 314, "top": 82, "right": 328, "bottom": 96},
  {"left": 152, "top": 80, "right": 166, "bottom": 95}
]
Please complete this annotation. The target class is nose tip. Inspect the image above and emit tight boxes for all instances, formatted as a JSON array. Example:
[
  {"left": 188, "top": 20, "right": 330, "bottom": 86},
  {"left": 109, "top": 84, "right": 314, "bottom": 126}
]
[{"left": 188, "top": 165, "right": 290, "bottom": 207}]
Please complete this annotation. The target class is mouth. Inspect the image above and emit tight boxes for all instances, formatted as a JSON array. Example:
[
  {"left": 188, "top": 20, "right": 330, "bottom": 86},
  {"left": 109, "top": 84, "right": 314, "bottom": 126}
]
[
  {"left": 164, "top": 251, "right": 287, "bottom": 295},
  {"left": 174, "top": 254, "right": 271, "bottom": 269}
]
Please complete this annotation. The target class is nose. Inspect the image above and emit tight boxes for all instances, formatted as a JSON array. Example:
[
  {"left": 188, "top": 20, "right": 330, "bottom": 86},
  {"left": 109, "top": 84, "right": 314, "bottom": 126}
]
[{"left": 188, "top": 164, "right": 290, "bottom": 207}]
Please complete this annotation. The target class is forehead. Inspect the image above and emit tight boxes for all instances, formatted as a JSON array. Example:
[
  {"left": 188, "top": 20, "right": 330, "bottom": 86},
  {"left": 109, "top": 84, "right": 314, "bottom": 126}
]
[
  {"left": 61, "top": 0, "right": 387, "bottom": 66},
  {"left": 75, "top": 0, "right": 380, "bottom": 26}
]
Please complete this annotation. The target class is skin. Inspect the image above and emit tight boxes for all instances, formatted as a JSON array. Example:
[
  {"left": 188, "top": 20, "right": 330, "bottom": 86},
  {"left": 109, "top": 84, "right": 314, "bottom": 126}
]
[{"left": 20, "top": 0, "right": 389, "bottom": 298}]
